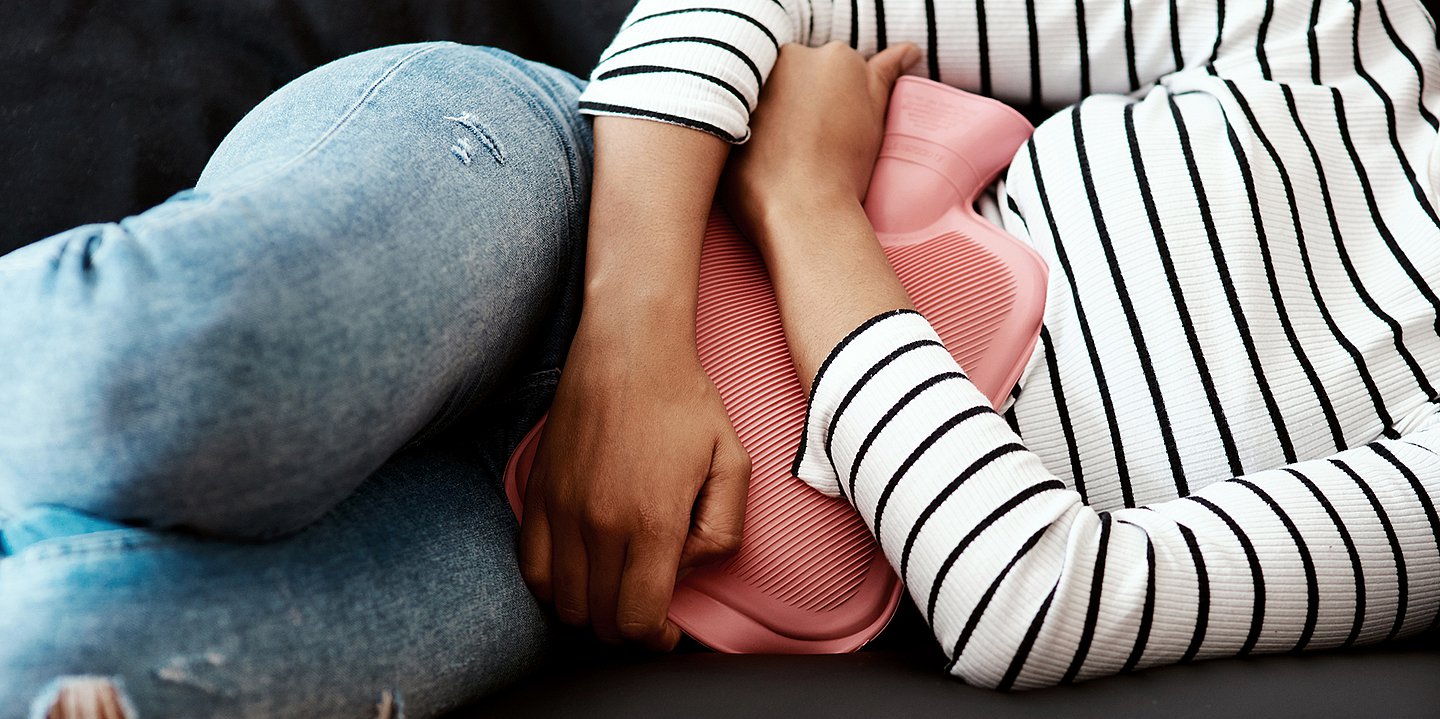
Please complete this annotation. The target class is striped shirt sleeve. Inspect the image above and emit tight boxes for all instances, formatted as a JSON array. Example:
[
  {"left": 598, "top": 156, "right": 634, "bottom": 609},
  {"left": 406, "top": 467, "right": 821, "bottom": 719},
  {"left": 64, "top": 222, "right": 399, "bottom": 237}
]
[
  {"left": 795, "top": 310, "right": 1440, "bottom": 689},
  {"left": 579, "top": 0, "right": 1310, "bottom": 142}
]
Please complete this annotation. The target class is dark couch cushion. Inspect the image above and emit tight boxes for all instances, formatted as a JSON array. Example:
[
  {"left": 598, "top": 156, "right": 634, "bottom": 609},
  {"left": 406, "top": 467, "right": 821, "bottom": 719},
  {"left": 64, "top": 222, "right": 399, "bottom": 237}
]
[
  {"left": 0, "top": 0, "right": 632, "bottom": 254},
  {"left": 481, "top": 637, "right": 1440, "bottom": 719}
]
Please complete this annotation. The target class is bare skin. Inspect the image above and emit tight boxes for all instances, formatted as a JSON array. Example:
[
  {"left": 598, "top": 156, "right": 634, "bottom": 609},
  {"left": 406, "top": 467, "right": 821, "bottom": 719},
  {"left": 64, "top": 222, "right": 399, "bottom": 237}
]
[
  {"left": 726, "top": 42, "right": 923, "bottom": 391},
  {"left": 42, "top": 42, "right": 933, "bottom": 719},
  {"left": 518, "top": 117, "right": 749, "bottom": 651},
  {"left": 519, "top": 40, "right": 922, "bottom": 652}
]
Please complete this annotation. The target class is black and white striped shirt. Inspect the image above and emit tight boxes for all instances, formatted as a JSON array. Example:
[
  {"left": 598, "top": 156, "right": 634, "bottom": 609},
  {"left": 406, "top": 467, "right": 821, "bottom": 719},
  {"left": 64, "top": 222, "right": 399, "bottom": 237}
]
[{"left": 581, "top": 0, "right": 1440, "bottom": 689}]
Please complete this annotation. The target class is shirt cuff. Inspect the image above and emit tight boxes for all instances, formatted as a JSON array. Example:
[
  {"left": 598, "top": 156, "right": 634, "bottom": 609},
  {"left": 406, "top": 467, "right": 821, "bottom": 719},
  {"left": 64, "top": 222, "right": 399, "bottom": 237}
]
[{"left": 792, "top": 309, "right": 945, "bottom": 498}]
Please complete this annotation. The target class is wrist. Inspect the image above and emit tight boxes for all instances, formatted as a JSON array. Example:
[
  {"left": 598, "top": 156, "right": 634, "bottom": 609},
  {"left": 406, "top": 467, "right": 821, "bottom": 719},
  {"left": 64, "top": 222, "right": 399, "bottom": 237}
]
[
  {"left": 752, "top": 195, "right": 873, "bottom": 265},
  {"left": 574, "top": 288, "right": 698, "bottom": 355}
]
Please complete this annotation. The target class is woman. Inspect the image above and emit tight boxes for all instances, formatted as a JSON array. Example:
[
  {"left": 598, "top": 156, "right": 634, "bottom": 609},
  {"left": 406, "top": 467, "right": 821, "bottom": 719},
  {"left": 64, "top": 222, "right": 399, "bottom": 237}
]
[{"left": 3, "top": 0, "right": 1439, "bottom": 715}]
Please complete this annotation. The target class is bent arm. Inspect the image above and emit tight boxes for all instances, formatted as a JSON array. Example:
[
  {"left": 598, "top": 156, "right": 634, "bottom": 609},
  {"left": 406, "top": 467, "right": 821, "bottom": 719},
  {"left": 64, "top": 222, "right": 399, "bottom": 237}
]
[
  {"left": 796, "top": 307, "right": 1440, "bottom": 689},
  {"left": 581, "top": 0, "right": 1350, "bottom": 142},
  {"left": 759, "top": 201, "right": 1440, "bottom": 687}
]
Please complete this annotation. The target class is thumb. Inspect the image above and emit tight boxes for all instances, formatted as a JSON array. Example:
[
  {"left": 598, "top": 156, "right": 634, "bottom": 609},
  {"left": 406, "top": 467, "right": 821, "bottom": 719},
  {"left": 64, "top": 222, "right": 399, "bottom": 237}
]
[
  {"left": 678, "top": 432, "right": 752, "bottom": 570},
  {"left": 867, "top": 43, "right": 923, "bottom": 97}
]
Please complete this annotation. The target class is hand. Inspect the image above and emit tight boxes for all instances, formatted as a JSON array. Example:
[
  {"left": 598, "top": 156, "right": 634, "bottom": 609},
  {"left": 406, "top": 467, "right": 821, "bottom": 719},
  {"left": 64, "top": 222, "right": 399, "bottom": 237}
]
[
  {"left": 720, "top": 42, "right": 921, "bottom": 391},
  {"left": 517, "top": 318, "right": 752, "bottom": 650},
  {"left": 722, "top": 41, "right": 922, "bottom": 248}
]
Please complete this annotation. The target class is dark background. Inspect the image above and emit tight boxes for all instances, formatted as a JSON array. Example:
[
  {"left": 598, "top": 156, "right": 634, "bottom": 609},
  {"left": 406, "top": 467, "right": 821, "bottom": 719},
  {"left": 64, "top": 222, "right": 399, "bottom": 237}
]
[
  {"left": 0, "top": 0, "right": 632, "bottom": 256},
  {"left": 2, "top": 0, "right": 1439, "bottom": 257}
]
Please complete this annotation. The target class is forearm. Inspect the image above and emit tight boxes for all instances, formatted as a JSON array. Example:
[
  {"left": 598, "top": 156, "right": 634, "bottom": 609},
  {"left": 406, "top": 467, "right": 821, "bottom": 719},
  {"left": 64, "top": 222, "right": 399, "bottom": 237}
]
[
  {"left": 795, "top": 302, "right": 1440, "bottom": 689},
  {"left": 581, "top": 115, "right": 729, "bottom": 349},
  {"left": 520, "top": 116, "right": 749, "bottom": 652},
  {"left": 754, "top": 196, "right": 914, "bottom": 393}
]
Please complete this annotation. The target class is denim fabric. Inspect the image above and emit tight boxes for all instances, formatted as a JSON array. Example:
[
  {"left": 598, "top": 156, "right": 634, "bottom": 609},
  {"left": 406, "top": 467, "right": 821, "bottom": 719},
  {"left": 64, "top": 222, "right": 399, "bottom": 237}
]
[{"left": 0, "top": 42, "right": 591, "bottom": 718}]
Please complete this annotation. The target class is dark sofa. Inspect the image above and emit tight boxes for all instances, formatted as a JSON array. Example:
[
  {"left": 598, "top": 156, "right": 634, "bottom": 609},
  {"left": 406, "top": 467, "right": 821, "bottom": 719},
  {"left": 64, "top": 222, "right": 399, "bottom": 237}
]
[{"left": 3, "top": 1, "right": 1439, "bottom": 716}]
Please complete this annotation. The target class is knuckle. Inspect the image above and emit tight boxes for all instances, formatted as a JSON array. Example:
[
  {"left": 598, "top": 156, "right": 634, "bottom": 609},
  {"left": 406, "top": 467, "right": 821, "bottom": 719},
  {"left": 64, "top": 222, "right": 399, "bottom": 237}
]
[
  {"left": 714, "top": 531, "right": 743, "bottom": 557},
  {"left": 734, "top": 451, "right": 753, "bottom": 480},
  {"left": 694, "top": 530, "right": 743, "bottom": 561},
  {"left": 634, "top": 507, "right": 681, "bottom": 541},
  {"left": 617, "top": 613, "right": 663, "bottom": 642},
  {"left": 581, "top": 508, "right": 625, "bottom": 538},
  {"left": 519, "top": 561, "right": 548, "bottom": 591}
]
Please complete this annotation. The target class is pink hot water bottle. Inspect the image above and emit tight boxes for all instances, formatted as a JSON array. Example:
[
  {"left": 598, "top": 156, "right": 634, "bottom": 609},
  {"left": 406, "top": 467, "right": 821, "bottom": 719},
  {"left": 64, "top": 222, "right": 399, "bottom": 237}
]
[{"left": 504, "top": 76, "right": 1047, "bottom": 653}]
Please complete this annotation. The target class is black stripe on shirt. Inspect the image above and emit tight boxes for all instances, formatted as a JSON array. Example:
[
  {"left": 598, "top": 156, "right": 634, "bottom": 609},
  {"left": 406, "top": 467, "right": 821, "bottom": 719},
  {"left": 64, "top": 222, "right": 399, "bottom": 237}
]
[
  {"left": 1349, "top": 0, "right": 1440, "bottom": 229},
  {"left": 1177, "top": 523, "right": 1210, "bottom": 662},
  {"left": 947, "top": 526, "right": 1050, "bottom": 664},
  {"left": 847, "top": 372, "right": 968, "bottom": 499},
  {"left": 1061, "top": 512, "right": 1111, "bottom": 684},
  {"left": 1283, "top": 467, "right": 1366, "bottom": 647},
  {"left": 1370, "top": 444, "right": 1440, "bottom": 603},
  {"left": 1224, "top": 81, "right": 1395, "bottom": 432},
  {"left": 1163, "top": 94, "right": 1253, "bottom": 477},
  {"left": 1075, "top": 0, "right": 1092, "bottom": 97},
  {"left": 924, "top": 0, "right": 940, "bottom": 81},
  {"left": 1167, "top": 0, "right": 1184, "bottom": 71},
  {"left": 1118, "top": 519, "right": 1157, "bottom": 673},
  {"left": 977, "top": 0, "right": 992, "bottom": 97},
  {"left": 791, "top": 309, "right": 922, "bottom": 478},
  {"left": 1106, "top": 102, "right": 1199, "bottom": 492},
  {"left": 1306, "top": 0, "right": 1323, "bottom": 85},
  {"left": 1235, "top": 478, "right": 1320, "bottom": 651},
  {"left": 1320, "top": 89, "right": 1439, "bottom": 401},
  {"left": 1205, "top": 0, "right": 1227, "bottom": 67},
  {"left": 1026, "top": 0, "right": 1042, "bottom": 107},
  {"left": 899, "top": 443, "right": 1030, "bottom": 585},
  {"left": 1274, "top": 83, "right": 1404, "bottom": 430},
  {"left": 577, "top": 101, "right": 742, "bottom": 142},
  {"left": 1256, "top": 0, "right": 1277, "bottom": 80},
  {"left": 1187, "top": 495, "right": 1266, "bottom": 656},
  {"left": 1122, "top": 0, "right": 1140, "bottom": 92},
  {"left": 1332, "top": 457, "right": 1409, "bottom": 641},
  {"left": 597, "top": 65, "right": 752, "bottom": 110},
  {"left": 876, "top": 0, "right": 889, "bottom": 51},
  {"left": 1216, "top": 99, "right": 1345, "bottom": 451},
  {"left": 925, "top": 480, "right": 1065, "bottom": 624},
  {"left": 599, "top": 36, "right": 764, "bottom": 89},
  {"left": 873, "top": 405, "right": 992, "bottom": 543},
  {"left": 1039, "top": 120, "right": 1136, "bottom": 507},
  {"left": 621, "top": 7, "right": 780, "bottom": 51},
  {"left": 1153, "top": 99, "right": 1299, "bottom": 464},
  {"left": 1374, "top": 0, "right": 1440, "bottom": 130},
  {"left": 1036, "top": 324, "right": 1089, "bottom": 502},
  {"left": 998, "top": 580, "right": 1061, "bottom": 690},
  {"left": 826, "top": 339, "right": 946, "bottom": 473}
]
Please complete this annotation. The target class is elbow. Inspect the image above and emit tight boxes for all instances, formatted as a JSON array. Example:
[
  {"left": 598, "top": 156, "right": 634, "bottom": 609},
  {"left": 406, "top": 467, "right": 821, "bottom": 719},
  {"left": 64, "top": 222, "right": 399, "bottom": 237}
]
[{"left": 942, "top": 637, "right": 1072, "bottom": 691}]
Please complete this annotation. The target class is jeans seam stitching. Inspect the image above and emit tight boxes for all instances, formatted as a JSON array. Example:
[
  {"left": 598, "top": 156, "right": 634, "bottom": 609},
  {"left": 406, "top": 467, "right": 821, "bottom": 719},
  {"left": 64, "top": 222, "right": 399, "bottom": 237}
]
[
  {"left": 483, "top": 62, "right": 585, "bottom": 238},
  {"left": 234, "top": 43, "right": 447, "bottom": 192}
]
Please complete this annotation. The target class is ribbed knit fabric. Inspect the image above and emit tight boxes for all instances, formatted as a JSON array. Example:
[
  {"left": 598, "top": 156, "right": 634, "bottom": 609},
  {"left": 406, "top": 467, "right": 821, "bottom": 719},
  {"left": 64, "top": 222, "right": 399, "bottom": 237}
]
[{"left": 583, "top": 0, "right": 1440, "bottom": 689}]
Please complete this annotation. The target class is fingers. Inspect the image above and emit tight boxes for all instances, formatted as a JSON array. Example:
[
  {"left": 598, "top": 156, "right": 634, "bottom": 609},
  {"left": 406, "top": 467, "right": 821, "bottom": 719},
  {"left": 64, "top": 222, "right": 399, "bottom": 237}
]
[
  {"left": 679, "top": 431, "right": 752, "bottom": 569},
  {"left": 585, "top": 527, "right": 628, "bottom": 645},
  {"left": 517, "top": 491, "right": 553, "bottom": 604},
  {"left": 550, "top": 517, "right": 591, "bottom": 627},
  {"left": 617, "top": 529, "right": 687, "bottom": 651},
  {"left": 867, "top": 42, "right": 923, "bottom": 98}
]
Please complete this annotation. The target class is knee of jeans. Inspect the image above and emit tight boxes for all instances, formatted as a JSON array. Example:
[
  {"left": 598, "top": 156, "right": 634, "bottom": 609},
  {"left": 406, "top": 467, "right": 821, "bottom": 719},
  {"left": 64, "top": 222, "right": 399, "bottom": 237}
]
[
  {"left": 0, "top": 227, "right": 347, "bottom": 540},
  {"left": 430, "top": 44, "right": 591, "bottom": 170}
]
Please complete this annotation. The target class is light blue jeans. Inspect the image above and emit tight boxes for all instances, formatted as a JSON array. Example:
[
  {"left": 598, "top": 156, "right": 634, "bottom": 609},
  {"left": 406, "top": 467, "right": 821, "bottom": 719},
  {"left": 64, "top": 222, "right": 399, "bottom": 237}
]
[{"left": 0, "top": 43, "right": 592, "bottom": 718}]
